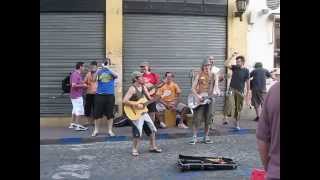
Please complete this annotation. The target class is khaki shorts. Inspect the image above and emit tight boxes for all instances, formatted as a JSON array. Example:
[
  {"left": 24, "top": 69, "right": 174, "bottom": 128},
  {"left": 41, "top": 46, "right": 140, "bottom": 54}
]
[
  {"left": 251, "top": 90, "right": 267, "bottom": 108},
  {"left": 224, "top": 88, "right": 244, "bottom": 120},
  {"left": 192, "top": 99, "right": 215, "bottom": 128}
]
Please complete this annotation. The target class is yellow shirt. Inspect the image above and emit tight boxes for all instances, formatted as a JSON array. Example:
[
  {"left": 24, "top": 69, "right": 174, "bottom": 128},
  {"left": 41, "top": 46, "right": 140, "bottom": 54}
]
[{"left": 156, "top": 82, "right": 181, "bottom": 103}]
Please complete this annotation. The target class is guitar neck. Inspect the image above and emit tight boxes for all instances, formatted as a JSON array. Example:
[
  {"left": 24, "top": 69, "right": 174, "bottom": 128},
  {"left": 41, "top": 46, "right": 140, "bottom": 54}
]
[
  {"left": 144, "top": 99, "right": 155, "bottom": 106},
  {"left": 146, "top": 81, "right": 164, "bottom": 91}
]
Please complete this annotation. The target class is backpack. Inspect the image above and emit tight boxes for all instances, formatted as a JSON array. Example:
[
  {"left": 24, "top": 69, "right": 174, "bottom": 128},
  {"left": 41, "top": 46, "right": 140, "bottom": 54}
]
[{"left": 61, "top": 72, "right": 72, "bottom": 93}]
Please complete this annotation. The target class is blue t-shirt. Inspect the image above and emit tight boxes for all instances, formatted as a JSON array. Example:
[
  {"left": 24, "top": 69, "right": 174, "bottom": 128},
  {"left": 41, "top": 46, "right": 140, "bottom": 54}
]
[{"left": 96, "top": 68, "right": 115, "bottom": 95}]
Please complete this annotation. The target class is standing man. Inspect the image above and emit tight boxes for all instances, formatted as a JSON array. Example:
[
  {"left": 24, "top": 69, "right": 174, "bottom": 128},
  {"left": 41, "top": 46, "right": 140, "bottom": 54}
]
[
  {"left": 189, "top": 59, "right": 219, "bottom": 144},
  {"left": 250, "top": 62, "right": 273, "bottom": 121},
  {"left": 222, "top": 52, "right": 238, "bottom": 125},
  {"left": 91, "top": 58, "right": 118, "bottom": 137},
  {"left": 139, "top": 62, "right": 163, "bottom": 127},
  {"left": 208, "top": 55, "right": 223, "bottom": 95},
  {"left": 224, "top": 55, "right": 250, "bottom": 130},
  {"left": 69, "top": 62, "right": 88, "bottom": 131},
  {"left": 123, "top": 71, "right": 162, "bottom": 156},
  {"left": 84, "top": 61, "right": 98, "bottom": 125},
  {"left": 207, "top": 56, "right": 223, "bottom": 129},
  {"left": 156, "top": 72, "right": 189, "bottom": 129},
  {"left": 256, "top": 82, "right": 280, "bottom": 180}
]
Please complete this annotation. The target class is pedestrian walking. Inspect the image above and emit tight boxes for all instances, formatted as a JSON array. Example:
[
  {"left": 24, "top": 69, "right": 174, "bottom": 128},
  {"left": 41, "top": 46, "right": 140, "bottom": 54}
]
[
  {"left": 224, "top": 54, "right": 250, "bottom": 130},
  {"left": 250, "top": 62, "right": 274, "bottom": 121}
]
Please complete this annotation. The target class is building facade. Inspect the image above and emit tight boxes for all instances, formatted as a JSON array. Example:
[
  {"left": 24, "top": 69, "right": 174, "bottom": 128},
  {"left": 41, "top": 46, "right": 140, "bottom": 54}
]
[
  {"left": 246, "top": 0, "right": 280, "bottom": 71},
  {"left": 40, "top": 0, "right": 248, "bottom": 126}
]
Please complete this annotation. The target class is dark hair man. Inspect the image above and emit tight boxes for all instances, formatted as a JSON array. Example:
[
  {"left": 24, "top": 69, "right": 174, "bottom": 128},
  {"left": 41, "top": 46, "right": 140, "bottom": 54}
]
[{"left": 68, "top": 62, "right": 88, "bottom": 131}]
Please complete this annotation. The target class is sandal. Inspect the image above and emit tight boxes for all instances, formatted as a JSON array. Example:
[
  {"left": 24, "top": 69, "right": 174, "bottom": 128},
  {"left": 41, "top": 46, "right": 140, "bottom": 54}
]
[{"left": 149, "top": 148, "right": 162, "bottom": 153}]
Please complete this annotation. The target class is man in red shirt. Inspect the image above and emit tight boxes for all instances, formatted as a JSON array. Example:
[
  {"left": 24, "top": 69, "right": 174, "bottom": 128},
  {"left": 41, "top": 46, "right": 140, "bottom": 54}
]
[{"left": 139, "top": 62, "right": 165, "bottom": 127}]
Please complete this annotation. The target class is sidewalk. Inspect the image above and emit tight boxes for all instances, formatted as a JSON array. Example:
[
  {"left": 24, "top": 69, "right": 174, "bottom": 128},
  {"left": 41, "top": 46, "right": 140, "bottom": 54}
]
[{"left": 41, "top": 111, "right": 258, "bottom": 145}]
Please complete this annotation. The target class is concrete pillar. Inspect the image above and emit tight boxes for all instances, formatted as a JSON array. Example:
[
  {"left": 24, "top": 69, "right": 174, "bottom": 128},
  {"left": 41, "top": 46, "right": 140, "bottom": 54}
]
[
  {"left": 106, "top": 0, "right": 123, "bottom": 116},
  {"left": 227, "top": 0, "right": 249, "bottom": 86}
]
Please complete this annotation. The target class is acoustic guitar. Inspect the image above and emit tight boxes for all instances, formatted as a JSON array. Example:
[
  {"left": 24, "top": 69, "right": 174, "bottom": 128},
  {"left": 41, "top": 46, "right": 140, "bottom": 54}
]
[{"left": 124, "top": 97, "right": 156, "bottom": 121}]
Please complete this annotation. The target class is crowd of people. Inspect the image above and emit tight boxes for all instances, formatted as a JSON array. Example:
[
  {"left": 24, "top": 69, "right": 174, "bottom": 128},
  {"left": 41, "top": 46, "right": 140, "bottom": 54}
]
[{"left": 66, "top": 53, "right": 279, "bottom": 179}]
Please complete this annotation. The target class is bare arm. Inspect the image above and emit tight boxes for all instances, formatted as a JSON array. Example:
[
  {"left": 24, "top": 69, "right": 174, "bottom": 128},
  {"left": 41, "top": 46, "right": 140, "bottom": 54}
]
[
  {"left": 224, "top": 52, "right": 238, "bottom": 69},
  {"left": 123, "top": 87, "right": 137, "bottom": 107},
  {"left": 142, "top": 85, "right": 154, "bottom": 100},
  {"left": 257, "top": 139, "right": 270, "bottom": 170},
  {"left": 246, "top": 79, "right": 250, "bottom": 96},
  {"left": 92, "top": 70, "right": 99, "bottom": 82},
  {"left": 191, "top": 74, "right": 202, "bottom": 99}
]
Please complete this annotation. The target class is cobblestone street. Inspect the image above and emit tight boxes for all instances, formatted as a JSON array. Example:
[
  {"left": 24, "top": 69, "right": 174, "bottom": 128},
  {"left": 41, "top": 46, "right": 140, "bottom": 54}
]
[{"left": 41, "top": 134, "right": 262, "bottom": 180}]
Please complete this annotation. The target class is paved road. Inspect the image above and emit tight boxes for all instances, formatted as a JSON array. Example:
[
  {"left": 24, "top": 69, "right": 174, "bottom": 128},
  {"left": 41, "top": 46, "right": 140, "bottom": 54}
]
[{"left": 40, "top": 134, "right": 262, "bottom": 180}]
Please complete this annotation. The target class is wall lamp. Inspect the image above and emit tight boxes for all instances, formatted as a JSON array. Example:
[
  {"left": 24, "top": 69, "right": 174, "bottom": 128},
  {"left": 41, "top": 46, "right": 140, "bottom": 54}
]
[{"left": 234, "top": 0, "right": 249, "bottom": 21}]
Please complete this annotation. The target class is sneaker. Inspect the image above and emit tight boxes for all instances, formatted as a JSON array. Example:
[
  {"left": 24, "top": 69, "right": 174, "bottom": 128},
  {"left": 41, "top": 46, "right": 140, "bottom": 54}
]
[
  {"left": 235, "top": 121, "right": 240, "bottom": 131},
  {"left": 178, "top": 123, "right": 188, "bottom": 129},
  {"left": 189, "top": 136, "right": 198, "bottom": 145},
  {"left": 68, "top": 123, "right": 77, "bottom": 129},
  {"left": 108, "top": 131, "right": 115, "bottom": 137},
  {"left": 160, "top": 122, "right": 167, "bottom": 128},
  {"left": 91, "top": 130, "right": 99, "bottom": 137},
  {"left": 75, "top": 125, "right": 88, "bottom": 131}
]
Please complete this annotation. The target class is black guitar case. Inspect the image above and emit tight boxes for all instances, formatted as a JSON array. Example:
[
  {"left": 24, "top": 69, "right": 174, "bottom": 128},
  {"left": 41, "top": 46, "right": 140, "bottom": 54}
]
[
  {"left": 177, "top": 154, "right": 238, "bottom": 172},
  {"left": 113, "top": 115, "right": 130, "bottom": 127}
]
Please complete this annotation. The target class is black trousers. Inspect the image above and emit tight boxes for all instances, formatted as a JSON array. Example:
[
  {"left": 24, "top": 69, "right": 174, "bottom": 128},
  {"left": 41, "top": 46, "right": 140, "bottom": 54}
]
[{"left": 84, "top": 94, "right": 95, "bottom": 117}]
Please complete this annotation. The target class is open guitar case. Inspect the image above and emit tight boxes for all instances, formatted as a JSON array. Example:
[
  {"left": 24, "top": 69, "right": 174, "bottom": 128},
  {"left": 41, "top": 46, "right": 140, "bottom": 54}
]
[{"left": 177, "top": 154, "right": 238, "bottom": 172}]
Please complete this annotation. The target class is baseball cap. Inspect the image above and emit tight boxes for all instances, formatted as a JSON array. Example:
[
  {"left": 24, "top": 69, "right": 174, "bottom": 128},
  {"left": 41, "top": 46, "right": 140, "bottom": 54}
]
[
  {"left": 201, "top": 59, "right": 211, "bottom": 66},
  {"left": 140, "top": 62, "right": 150, "bottom": 67},
  {"left": 131, "top": 71, "right": 143, "bottom": 79}
]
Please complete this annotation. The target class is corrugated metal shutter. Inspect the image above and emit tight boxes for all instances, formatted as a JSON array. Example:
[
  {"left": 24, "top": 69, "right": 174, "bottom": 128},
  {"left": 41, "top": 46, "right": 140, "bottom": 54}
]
[
  {"left": 266, "top": 0, "right": 280, "bottom": 10},
  {"left": 40, "top": 13, "right": 105, "bottom": 117},
  {"left": 123, "top": 14, "right": 226, "bottom": 111}
]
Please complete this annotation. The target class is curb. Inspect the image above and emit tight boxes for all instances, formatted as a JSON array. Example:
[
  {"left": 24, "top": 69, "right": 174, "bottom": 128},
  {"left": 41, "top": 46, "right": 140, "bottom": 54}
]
[{"left": 40, "top": 128, "right": 256, "bottom": 145}]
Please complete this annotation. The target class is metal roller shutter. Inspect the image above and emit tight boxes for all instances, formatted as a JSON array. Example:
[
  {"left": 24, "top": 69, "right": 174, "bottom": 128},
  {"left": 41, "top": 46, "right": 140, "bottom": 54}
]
[
  {"left": 266, "top": 0, "right": 280, "bottom": 10},
  {"left": 40, "top": 13, "right": 105, "bottom": 116},
  {"left": 123, "top": 14, "right": 226, "bottom": 111}
]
